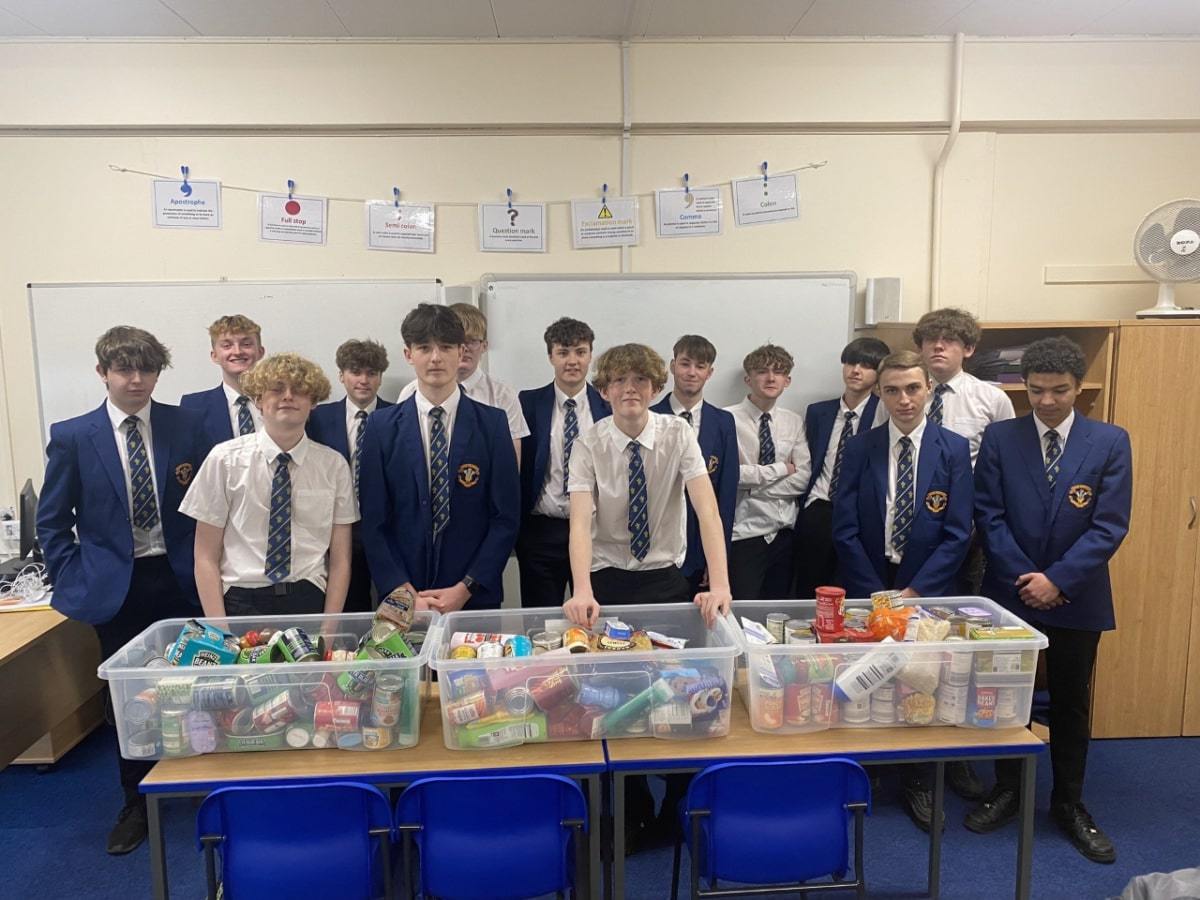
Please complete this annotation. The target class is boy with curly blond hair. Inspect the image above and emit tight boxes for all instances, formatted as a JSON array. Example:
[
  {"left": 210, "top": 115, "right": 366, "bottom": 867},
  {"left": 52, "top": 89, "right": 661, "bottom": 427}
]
[{"left": 181, "top": 352, "right": 358, "bottom": 617}]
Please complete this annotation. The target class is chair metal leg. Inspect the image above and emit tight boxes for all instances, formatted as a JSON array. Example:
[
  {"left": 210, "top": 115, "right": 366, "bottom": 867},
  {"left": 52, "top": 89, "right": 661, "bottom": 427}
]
[
  {"left": 853, "top": 806, "right": 866, "bottom": 900},
  {"left": 202, "top": 840, "right": 219, "bottom": 900},
  {"left": 399, "top": 827, "right": 415, "bottom": 900},
  {"left": 670, "top": 830, "right": 683, "bottom": 900},
  {"left": 569, "top": 819, "right": 588, "bottom": 900},
  {"left": 689, "top": 813, "right": 703, "bottom": 900}
]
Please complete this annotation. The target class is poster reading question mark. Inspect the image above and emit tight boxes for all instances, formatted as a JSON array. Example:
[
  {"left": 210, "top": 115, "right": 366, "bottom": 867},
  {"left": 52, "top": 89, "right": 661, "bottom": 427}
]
[{"left": 478, "top": 202, "right": 547, "bottom": 252}]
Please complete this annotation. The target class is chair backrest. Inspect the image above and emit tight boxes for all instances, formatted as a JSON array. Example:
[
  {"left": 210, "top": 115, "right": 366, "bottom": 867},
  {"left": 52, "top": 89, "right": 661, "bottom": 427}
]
[
  {"left": 685, "top": 758, "right": 871, "bottom": 886},
  {"left": 395, "top": 773, "right": 587, "bottom": 900},
  {"left": 196, "top": 781, "right": 392, "bottom": 900}
]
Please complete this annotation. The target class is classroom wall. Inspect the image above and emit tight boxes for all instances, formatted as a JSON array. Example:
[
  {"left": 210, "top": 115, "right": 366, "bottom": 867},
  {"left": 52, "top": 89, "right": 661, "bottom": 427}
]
[{"left": 2, "top": 37, "right": 1198, "bottom": 503}]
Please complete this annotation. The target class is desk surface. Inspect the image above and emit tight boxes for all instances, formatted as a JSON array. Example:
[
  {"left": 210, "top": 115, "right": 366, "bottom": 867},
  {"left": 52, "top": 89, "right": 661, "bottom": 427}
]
[
  {"left": 605, "top": 699, "right": 1045, "bottom": 768},
  {"left": 142, "top": 689, "right": 607, "bottom": 793},
  {"left": 0, "top": 608, "right": 69, "bottom": 665}
]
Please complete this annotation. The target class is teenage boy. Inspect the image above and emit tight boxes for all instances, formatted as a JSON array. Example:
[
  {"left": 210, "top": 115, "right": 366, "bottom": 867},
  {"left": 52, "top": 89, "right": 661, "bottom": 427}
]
[
  {"left": 724, "top": 344, "right": 812, "bottom": 600},
  {"left": 517, "top": 317, "right": 611, "bottom": 607},
  {"left": 38, "top": 326, "right": 210, "bottom": 855},
  {"left": 181, "top": 353, "right": 356, "bottom": 618},
  {"left": 400, "top": 303, "right": 530, "bottom": 465},
  {"left": 650, "top": 334, "right": 738, "bottom": 596},
  {"left": 913, "top": 307, "right": 1014, "bottom": 801},
  {"left": 307, "top": 339, "right": 394, "bottom": 613},
  {"left": 832, "top": 350, "right": 973, "bottom": 833},
  {"left": 563, "top": 343, "right": 731, "bottom": 851},
  {"left": 181, "top": 314, "right": 267, "bottom": 447},
  {"left": 795, "top": 336, "right": 890, "bottom": 597},
  {"left": 359, "top": 304, "right": 519, "bottom": 613},
  {"left": 965, "top": 337, "right": 1130, "bottom": 865}
]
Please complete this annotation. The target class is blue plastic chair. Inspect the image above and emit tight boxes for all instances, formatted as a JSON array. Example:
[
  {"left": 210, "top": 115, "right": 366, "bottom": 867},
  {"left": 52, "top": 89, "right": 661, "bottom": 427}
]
[
  {"left": 195, "top": 781, "right": 393, "bottom": 900},
  {"left": 395, "top": 773, "right": 589, "bottom": 900},
  {"left": 669, "top": 758, "right": 871, "bottom": 900}
]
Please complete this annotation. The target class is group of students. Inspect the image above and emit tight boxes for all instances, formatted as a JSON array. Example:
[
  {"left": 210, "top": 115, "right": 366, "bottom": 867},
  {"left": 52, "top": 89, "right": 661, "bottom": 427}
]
[{"left": 37, "top": 303, "right": 1130, "bottom": 867}]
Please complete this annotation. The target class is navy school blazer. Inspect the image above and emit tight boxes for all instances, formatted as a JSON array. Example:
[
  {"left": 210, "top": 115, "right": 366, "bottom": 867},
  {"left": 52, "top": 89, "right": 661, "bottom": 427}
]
[
  {"left": 306, "top": 396, "right": 395, "bottom": 463},
  {"left": 804, "top": 394, "right": 881, "bottom": 499},
  {"left": 974, "top": 414, "right": 1131, "bottom": 632},
  {"left": 650, "top": 394, "right": 739, "bottom": 580},
  {"left": 36, "top": 401, "right": 210, "bottom": 625},
  {"left": 517, "top": 382, "right": 611, "bottom": 520},
  {"left": 180, "top": 384, "right": 236, "bottom": 449},
  {"left": 832, "top": 420, "right": 973, "bottom": 598},
  {"left": 357, "top": 390, "right": 519, "bottom": 610}
]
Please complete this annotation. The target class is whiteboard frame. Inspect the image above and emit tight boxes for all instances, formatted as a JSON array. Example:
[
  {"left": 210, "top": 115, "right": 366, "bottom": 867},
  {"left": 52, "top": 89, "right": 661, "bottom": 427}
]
[{"left": 28, "top": 278, "right": 443, "bottom": 442}]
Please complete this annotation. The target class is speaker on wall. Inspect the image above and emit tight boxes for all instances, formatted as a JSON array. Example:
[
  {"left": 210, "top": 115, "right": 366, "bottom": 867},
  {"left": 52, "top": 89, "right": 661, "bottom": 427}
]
[{"left": 864, "top": 277, "right": 902, "bottom": 326}]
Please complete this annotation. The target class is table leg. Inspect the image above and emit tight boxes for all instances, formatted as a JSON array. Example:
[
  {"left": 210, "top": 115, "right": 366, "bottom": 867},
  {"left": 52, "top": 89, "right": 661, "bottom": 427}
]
[
  {"left": 612, "top": 771, "right": 626, "bottom": 900},
  {"left": 1016, "top": 754, "right": 1036, "bottom": 900},
  {"left": 927, "top": 761, "right": 944, "bottom": 900},
  {"left": 585, "top": 773, "right": 602, "bottom": 900},
  {"left": 147, "top": 795, "right": 168, "bottom": 900}
]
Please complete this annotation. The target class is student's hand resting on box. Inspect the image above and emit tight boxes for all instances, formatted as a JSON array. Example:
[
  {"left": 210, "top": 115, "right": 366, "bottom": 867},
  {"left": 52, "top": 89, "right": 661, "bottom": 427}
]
[
  {"left": 564, "top": 593, "right": 600, "bottom": 628},
  {"left": 693, "top": 588, "right": 731, "bottom": 627}
]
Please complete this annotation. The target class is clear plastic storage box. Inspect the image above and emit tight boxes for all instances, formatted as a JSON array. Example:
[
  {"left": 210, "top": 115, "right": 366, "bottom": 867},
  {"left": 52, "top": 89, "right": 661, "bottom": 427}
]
[
  {"left": 98, "top": 611, "right": 440, "bottom": 760},
  {"left": 732, "top": 597, "right": 1047, "bottom": 733},
  {"left": 430, "top": 603, "right": 742, "bottom": 750}
]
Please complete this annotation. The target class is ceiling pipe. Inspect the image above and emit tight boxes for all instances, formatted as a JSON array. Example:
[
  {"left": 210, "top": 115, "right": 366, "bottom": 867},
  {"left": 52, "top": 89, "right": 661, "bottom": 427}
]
[{"left": 930, "top": 32, "right": 965, "bottom": 309}]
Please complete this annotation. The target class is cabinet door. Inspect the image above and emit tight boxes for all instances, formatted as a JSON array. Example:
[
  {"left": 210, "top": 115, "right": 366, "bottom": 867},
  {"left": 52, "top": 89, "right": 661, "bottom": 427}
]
[
  {"left": 1184, "top": 523, "right": 1200, "bottom": 736},
  {"left": 1093, "top": 324, "right": 1200, "bottom": 738}
]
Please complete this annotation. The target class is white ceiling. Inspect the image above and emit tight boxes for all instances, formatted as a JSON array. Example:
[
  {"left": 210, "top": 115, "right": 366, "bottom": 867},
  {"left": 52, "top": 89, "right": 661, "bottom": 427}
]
[{"left": 0, "top": 0, "right": 1198, "bottom": 39}]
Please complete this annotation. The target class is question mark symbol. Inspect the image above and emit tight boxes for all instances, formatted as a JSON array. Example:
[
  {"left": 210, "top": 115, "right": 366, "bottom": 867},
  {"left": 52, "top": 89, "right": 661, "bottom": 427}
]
[{"left": 509, "top": 208, "right": 519, "bottom": 226}]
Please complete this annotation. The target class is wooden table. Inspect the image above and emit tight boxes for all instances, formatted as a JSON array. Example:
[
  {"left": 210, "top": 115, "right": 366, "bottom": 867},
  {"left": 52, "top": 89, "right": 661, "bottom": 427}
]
[
  {"left": 0, "top": 608, "right": 103, "bottom": 768},
  {"left": 141, "top": 690, "right": 607, "bottom": 900},
  {"left": 605, "top": 700, "right": 1045, "bottom": 900}
]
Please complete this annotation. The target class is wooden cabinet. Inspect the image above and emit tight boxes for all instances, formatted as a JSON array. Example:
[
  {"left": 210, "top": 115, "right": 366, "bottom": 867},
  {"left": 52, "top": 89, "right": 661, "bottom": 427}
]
[{"left": 1093, "top": 321, "right": 1200, "bottom": 738}]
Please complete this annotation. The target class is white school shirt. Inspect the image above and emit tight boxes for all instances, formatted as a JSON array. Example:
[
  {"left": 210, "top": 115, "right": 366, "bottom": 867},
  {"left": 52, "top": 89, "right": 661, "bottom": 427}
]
[
  {"left": 724, "top": 398, "right": 812, "bottom": 542},
  {"left": 412, "top": 387, "right": 462, "bottom": 487},
  {"left": 222, "top": 382, "right": 263, "bottom": 436},
  {"left": 534, "top": 385, "right": 596, "bottom": 519},
  {"left": 1034, "top": 409, "right": 1075, "bottom": 466},
  {"left": 344, "top": 397, "right": 378, "bottom": 476},
  {"left": 105, "top": 400, "right": 166, "bottom": 558},
  {"left": 668, "top": 393, "right": 703, "bottom": 432},
  {"left": 568, "top": 414, "right": 707, "bottom": 572},
  {"left": 179, "top": 431, "right": 358, "bottom": 591},
  {"left": 884, "top": 418, "right": 927, "bottom": 564},
  {"left": 806, "top": 394, "right": 886, "bottom": 507},
  {"left": 927, "top": 370, "right": 1014, "bottom": 466},
  {"left": 399, "top": 368, "right": 530, "bottom": 441}
]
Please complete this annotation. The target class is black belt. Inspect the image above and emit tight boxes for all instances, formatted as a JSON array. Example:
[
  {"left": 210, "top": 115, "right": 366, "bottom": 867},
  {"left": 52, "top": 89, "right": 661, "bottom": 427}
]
[{"left": 227, "top": 581, "right": 309, "bottom": 597}]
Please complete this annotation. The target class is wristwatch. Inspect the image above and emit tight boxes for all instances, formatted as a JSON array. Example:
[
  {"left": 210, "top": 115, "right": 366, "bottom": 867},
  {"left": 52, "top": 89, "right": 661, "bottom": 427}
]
[{"left": 462, "top": 575, "right": 481, "bottom": 595}]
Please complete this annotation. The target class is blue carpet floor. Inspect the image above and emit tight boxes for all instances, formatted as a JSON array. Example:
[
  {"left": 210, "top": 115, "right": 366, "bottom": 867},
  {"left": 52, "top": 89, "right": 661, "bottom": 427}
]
[{"left": 2, "top": 724, "right": 1197, "bottom": 899}]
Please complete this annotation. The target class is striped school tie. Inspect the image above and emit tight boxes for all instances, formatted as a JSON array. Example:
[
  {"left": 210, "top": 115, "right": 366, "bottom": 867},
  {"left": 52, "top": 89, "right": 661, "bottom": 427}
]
[
  {"left": 235, "top": 395, "right": 255, "bottom": 435},
  {"left": 758, "top": 412, "right": 775, "bottom": 465},
  {"left": 627, "top": 441, "right": 650, "bottom": 562},
  {"left": 265, "top": 452, "right": 292, "bottom": 583},
  {"left": 928, "top": 383, "right": 950, "bottom": 425},
  {"left": 124, "top": 417, "right": 159, "bottom": 531},
  {"left": 429, "top": 406, "right": 450, "bottom": 538},
  {"left": 353, "top": 410, "right": 367, "bottom": 496},
  {"left": 562, "top": 398, "right": 578, "bottom": 494},
  {"left": 829, "top": 410, "right": 856, "bottom": 498},
  {"left": 1045, "top": 429, "right": 1062, "bottom": 490},
  {"left": 891, "top": 436, "right": 915, "bottom": 556},
  {"left": 680, "top": 410, "right": 693, "bottom": 427}
]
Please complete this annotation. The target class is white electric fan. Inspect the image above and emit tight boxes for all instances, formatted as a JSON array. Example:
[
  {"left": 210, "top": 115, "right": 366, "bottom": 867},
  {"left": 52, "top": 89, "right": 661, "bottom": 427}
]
[{"left": 1134, "top": 199, "right": 1200, "bottom": 318}]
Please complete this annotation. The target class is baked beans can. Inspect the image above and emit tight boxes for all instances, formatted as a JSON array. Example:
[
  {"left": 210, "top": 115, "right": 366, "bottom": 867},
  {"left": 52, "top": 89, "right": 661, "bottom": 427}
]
[
  {"left": 814, "top": 586, "right": 846, "bottom": 634},
  {"left": 446, "top": 690, "right": 489, "bottom": 725},
  {"left": 371, "top": 674, "right": 404, "bottom": 727},
  {"left": 237, "top": 645, "right": 275, "bottom": 665},
  {"left": 968, "top": 686, "right": 998, "bottom": 727},
  {"left": 361, "top": 725, "right": 393, "bottom": 750},
  {"left": 504, "top": 635, "right": 534, "bottom": 657},
  {"left": 783, "top": 683, "right": 811, "bottom": 726},
  {"left": 563, "top": 628, "right": 590, "bottom": 654},
  {"left": 450, "top": 645, "right": 478, "bottom": 660},
  {"left": 376, "top": 588, "right": 416, "bottom": 633},
  {"left": 477, "top": 641, "right": 504, "bottom": 659},
  {"left": 765, "top": 613, "right": 789, "bottom": 644},
  {"left": 161, "top": 708, "right": 190, "bottom": 756},
  {"left": 337, "top": 646, "right": 384, "bottom": 695},
  {"left": 314, "top": 700, "right": 362, "bottom": 733},
  {"left": 755, "top": 685, "right": 784, "bottom": 730},
  {"left": 529, "top": 667, "right": 577, "bottom": 711},
  {"left": 252, "top": 690, "right": 301, "bottom": 732},
  {"left": 278, "top": 627, "right": 320, "bottom": 663}
]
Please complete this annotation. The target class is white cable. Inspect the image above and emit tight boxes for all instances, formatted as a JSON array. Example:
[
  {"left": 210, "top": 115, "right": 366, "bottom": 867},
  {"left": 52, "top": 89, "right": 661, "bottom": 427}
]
[{"left": 0, "top": 562, "right": 49, "bottom": 605}]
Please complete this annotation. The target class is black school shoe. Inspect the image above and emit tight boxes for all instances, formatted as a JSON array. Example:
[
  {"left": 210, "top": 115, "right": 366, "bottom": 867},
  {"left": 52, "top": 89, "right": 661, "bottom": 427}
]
[
  {"left": 901, "top": 786, "right": 945, "bottom": 833},
  {"left": 107, "top": 801, "right": 148, "bottom": 855},
  {"left": 946, "top": 760, "right": 986, "bottom": 800},
  {"left": 1051, "top": 802, "right": 1116, "bottom": 864},
  {"left": 964, "top": 786, "right": 1020, "bottom": 833}
]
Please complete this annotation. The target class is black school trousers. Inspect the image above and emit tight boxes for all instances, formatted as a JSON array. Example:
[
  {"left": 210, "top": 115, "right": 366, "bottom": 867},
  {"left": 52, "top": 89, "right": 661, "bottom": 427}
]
[
  {"left": 516, "top": 514, "right": 572, "bottom": 608},
  {"left": 93, "top": 555, "right": 197, "bottom": 807},
  {"left": 794, "top": 500, "right": 838, "bottom": 597},
  {"left": 994, "top": 623, "right": 1101, "bottom": 807},
  {"left": 730, "top": 529, "right": 795, "bottom": 600}
]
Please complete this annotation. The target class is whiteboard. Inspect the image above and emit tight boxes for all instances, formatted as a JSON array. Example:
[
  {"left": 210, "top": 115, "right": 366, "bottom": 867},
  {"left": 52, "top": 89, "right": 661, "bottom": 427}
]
[
  {"left": 481, "top": 273, "right": 857, "bottom": 412},
  {"left": 29, "top": 279, "right": 443, "bottom": 440}
]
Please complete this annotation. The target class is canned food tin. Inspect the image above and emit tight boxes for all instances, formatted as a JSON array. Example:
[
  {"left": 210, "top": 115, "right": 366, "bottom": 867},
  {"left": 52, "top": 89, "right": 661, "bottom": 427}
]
[
  {"left": 336, "top": 733, "right": 364, "bottom": 750},
  {"left": 529, "top": 668, "right": 577, "bottom": 711},
  {"left": 337, "top": 647, "right": 384, "bottom": 695},
  {"left": 765, "top": 613, "right": 789, "bottom": 643},
  {"left": 531, "top": 631, "right": 562, "bottom": 654},
  {"left": 503, "top": 635, "right": 533, "bottom": 657},
  {"left": 251, "top": 690, "right": 300, "bottom": 732},
  {"left": 367, "top": 621, "right": 415, "bottom": 659},
  {"left": 477, "top": 642, "right": 504, "bottom": 659},
  {"left": 783, "top": 683, "right": 811, "bottom": 726},
  {"left": 785, "top": 619, "right": 815, "bottom": 644},
  {"left": 124, "top": 688, "right": 159, "bottom": 728},
  {"left": 314, "top": 700, "right": 362, "bottom": 733},
  {"left": 755, "top": 685, "right": 784, "bottom": 730},
  {"left": 810, "top": 683, "right": 835, "bottom": 725},
  {"left": 310, "top": 728, "right": 335, "bottom": 749},
  {"left": 361, "top": 725, "right": 393, "bottom": 750},
  {"left": 451, "top": 645, "right": 477, "bottom": 660},
  {"left": 842, "top": 696, "right": 871, "bottom": 724},
  {"left": 278, "top": 627, "right": 320, "bottom": 663},
  {"left": 376, "top": 588, "right": 417, "bottom": 633},
  {"left": 937, "top": 683, "right": 969, "bottom": 724},
  {"left": 446, "top": 691, "right": 489, "bottom": 725},
  {"left": 157, "top": 676, "right": 196, "bottom": 707},
  {"left": 995, "top": 687, "right": 1018, "bottom": 724},
  {"left": 371, "top": 674, "right": 404, "bottom": 727},
  {"left": 186, "top": 711, "right": 218, "bottom": 753},
  {"left": 224, "top": 731, "right": 286, "bottom": 752},
  {"left": 870, "top": 589, "right": 905, "bottom": 610},
  {"left": 563, "top": 628, "right": 590, "bottom": 654},
  {"left": 871, "top": 694, "right": 897, "bottom": 725},
  {"left": 160, "top": 708, "right": 189, "bottom": 757},
  {"left": 237, "top": 645, "right": 275, "bottom": 665},
  {"left": 814, "top": 586, "right": 846, "bottom": 634},
  {"left": 126, "top": 729, "right": 161, "bottom": 759},
  {"left": 285, "top": 725, "right": 311, "bottom": 749},
  {"left": 191, "top": 676, "right": 246, "bottom": 710},
  {"left": 501, "top": 686, "right": 534, "bottom": 716},
  {"left": 243, "top": 671, "right": 294, "bottom": 705}
]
